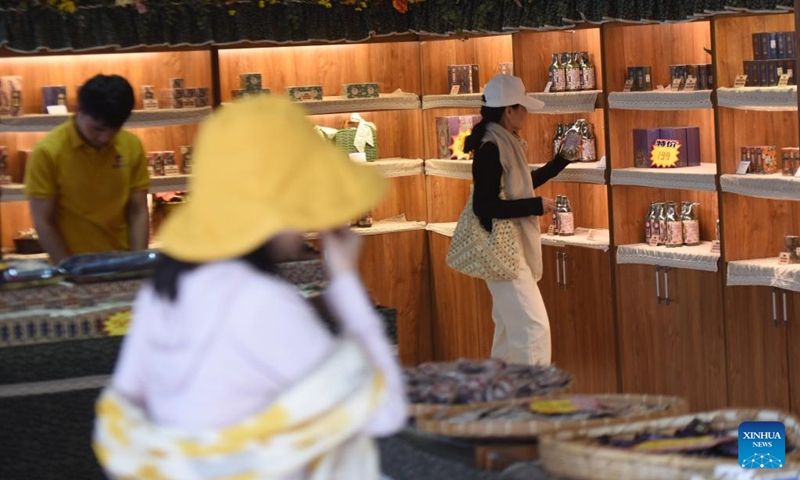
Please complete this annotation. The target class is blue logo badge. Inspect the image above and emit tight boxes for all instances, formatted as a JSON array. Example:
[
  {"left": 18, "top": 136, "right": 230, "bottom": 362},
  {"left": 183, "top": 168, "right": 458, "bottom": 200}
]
[{"left": 739, "top": 421, "right": 786, "bottom": 469}]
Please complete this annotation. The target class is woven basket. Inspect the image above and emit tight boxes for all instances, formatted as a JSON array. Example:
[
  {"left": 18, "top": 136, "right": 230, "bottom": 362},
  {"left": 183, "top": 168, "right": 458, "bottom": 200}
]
[
  {"left": 539, "top": 408, "right": 800, "bottom": 480},
  {"left": 334, "top": 125, "right": 379, "bottom": 161},
  {"left": 415, "top": 394, "right": 687, "bottom": 440}
]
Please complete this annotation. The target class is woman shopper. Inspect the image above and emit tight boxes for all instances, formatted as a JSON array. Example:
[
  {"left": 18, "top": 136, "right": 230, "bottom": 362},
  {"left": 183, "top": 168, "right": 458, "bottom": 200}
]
[
  {"left": 93, "top": 96, "right": 407, "bottom": 480},
  {"left": 465, "top": 74, "right": 579, "bottom": 366}
]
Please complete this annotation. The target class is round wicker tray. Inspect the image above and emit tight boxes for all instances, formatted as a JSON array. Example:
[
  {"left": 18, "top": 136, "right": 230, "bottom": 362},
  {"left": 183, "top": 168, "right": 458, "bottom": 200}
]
[
  {"left": 415, "top": 393, "right": 687, "bottom": 439},
  {"left": 539, "top": 408, "right": 800, "bottom": 480}
]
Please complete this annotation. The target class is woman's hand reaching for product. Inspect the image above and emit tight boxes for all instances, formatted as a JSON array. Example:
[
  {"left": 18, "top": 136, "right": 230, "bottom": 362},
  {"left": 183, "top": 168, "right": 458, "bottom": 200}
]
[
  {"left": 321, "top": 227, "right": 363, "bottom": 278},
  {"left": 541, "top": 197, "right": 557, "bottom": 213}
]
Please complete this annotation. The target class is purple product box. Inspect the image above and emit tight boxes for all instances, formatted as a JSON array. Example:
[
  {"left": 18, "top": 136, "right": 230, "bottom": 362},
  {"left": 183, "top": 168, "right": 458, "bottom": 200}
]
[
  {"left": 759, "top": 60, "right": 770, "bottom": 86},
  {"left": 41, "top": 86, "right": 67, "bottom": 113},
  {"left": 786, "top": 32, "right": 795, "bottom": 59},
  {"left": 753, "top": 33, "right": 762, "bottom": 60},
  {"left": 683, "top": 127, "right": 701, "bottom": 166},
  {"left": 447, "top": 64, "right": 480, "bottom": 94},
  {"left": 435, "top": 115, "right": 482, "bottom": 159},
  {"left": 760, "top": 33, "right": 771, "bottom": 60},
  {"left": 627, "top": 67, "right": 637, "bottom": 89},
  {"left": 768, "top": 60, "right": 779, "bottom": 86},
  {"left": 777, "top": 32, "right": 787, "bottom": 59},
  {"left": 706, "top": 64, "right": 714, "bottom": 89},
  {"left": 657, "top": 127, "right": 688, "bottom": 168},
  {"left": 768, "top": 33, "right": 779, "bottom": 59},
  {"left": 633, "top": 128, "right": 660, "bottom": 168}
]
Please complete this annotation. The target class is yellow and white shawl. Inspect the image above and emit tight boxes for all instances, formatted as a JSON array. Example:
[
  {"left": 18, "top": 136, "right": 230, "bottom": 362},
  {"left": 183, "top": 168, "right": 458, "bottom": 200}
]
[{"left": 93, "top": 339, "right": 386, "bottom": 480}]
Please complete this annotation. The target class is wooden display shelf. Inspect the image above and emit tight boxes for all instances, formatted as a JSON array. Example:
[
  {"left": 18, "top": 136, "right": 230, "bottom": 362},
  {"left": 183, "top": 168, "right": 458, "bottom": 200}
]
[
  {"left": 610, "top": 163, "right": 717, "bottom": 191},
  {"left": 0, "top": 184, "right": 24, "bottom": 203},
  {"left": 422, "top": 91, "right": 601, "bottom": 114},
  {"left": 0, "top": 108, "right": 212, "bottom": 133},
  {"left": 540, "top": 227, "right": 610, "bottom": 251},
  {"left": 297, "top": 93, "right": 421, "bottom": 115},
  {"left": 531, "top": 161, "right": 606, "bottom": 185},
  {"left": 421, "top": 93, "right": 482, "bottom": 110},
  {"left": 1, "top": 176, "right": 192, "bottom": 201},
  {"left": 363, "top": 158, "right": 425, "bottom": 178},
  {"left": 717, "top": 86, "right": 798, "bottom": 111},
  {"left": 304, "top": 220, "right": 427, "bottom": 240},
  {"left": 607, "top": 90, "right": 713, "bottom": 111},
  {"left": 720, "top": 173, "right": 800, "bottom": 201},
  {"left": 616, "top": 242, "right": 720, "bottom": 273},
  {"left": 727, "top": 257, "right": 800, "bottom": 294},
  {"left": 425, "top": 222, "right": 456, "bottom": 237},
  {"left": 424, "top": 159, "right": 473, "bottom": 180},
  {"left": 716, "top": 108, "right": 799, "bottom": 175}
]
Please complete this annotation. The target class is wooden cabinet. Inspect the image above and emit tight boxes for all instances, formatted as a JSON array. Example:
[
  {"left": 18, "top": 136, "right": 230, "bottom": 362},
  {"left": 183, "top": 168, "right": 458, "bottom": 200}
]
[
  {"left": 786, "top": 290, "right": 800, "bottom": 415},
  {"left": 616, "top": 264, "right": 727, "bottom": 411},
  {"left": 540, "top": 244, "right": 618, "bottom": 394}
]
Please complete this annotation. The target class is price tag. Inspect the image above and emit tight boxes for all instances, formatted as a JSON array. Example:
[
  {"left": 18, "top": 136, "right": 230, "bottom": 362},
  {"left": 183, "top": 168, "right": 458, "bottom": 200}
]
[
  {"left": 449, "top": 85, "right": 460, "bottom": 95},
  {"left": 671, "top": 78, "right": 683, "bottom": 91},
  {"left": 623, "top": 79, "right": 634, "bottom": 92},
  {"left": 733, "top": 74, "right": 749, "bottom": 88},
  {"left": 548, "top": 224, "right": 556, "bottom": 236},
  {"left": 649, "top": 235, "right": 660, "bottom": 247},
  {"left": 795, "top": 165, "right": 800, "bottom": 177},
  {"left": 143, "top": 99, "right": 159, "bottom": 110},
  {"left": 779, "top": 252, "right": 791, "bottom": 265},
  {"left": 778, "top": 74, "right": 791, "bottom": 87},
  {"left": 544, "top": 81, "right": 553, "bottom": 93},
  {"left": 650, "top": 139, "right": 681, "bottom": 168},
  {"left": 587, "top": 229, "right": 596, "bottom": 241},
  {"left": 656, "top": 84, "right": 666, "bottom": 91},
  {"left": 46, "top": 105, "right": 68, "bottom": 115},
  {"left": 684, "top": 76, "right": 697, "bottom": 91},
  {"left": 736, "top": 160, "right": 751, "bottom": 175}
]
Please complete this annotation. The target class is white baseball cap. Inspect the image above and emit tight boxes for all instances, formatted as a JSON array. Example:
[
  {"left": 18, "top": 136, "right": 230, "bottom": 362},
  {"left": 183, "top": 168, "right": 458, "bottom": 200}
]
[{"left": 483, "top": 74, "right": 545, "bottom": 112}]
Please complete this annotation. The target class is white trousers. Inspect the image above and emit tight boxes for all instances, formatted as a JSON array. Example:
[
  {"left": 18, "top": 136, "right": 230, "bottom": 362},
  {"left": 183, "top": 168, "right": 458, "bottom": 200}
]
[{"left": 485, "top": 257, "right": 551, "bottom": 365}]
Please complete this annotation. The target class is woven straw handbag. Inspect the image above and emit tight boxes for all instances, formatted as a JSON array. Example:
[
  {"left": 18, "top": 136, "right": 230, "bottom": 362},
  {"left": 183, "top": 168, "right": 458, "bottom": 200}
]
[{"left": 446, "top": 190, "right": 519, "bottom": 281}]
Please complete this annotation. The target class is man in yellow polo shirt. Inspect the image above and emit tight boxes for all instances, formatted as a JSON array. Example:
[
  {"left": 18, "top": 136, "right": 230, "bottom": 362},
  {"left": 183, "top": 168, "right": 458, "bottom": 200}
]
[{"left": 25, "top": 74, "right": 150, "bottom": 264}]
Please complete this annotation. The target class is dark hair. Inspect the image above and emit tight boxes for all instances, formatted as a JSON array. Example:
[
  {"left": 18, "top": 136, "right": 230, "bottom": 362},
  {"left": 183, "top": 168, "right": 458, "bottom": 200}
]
[
  {"left": 152, "top": 244, "right": 280, "bottom": 302},
  {"left": 463, "top": 100, "right": 521, "bottom": 154},
  {"left": 78, "top": 74, "right": 135, "bottom": 129}
]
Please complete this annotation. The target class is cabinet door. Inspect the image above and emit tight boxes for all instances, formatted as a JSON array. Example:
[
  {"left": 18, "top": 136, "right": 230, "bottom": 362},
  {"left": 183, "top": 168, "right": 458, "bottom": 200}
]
[
  {"left": 725, "top": 285, "right": 790, "bottom": 412},
  {"left": 616, "top": 263, "right": 663, "bottom": 397},
  {"left": 661, "top": 268, "right": 728, "bottom": 411},
  {"left": 539, "top": 245, "right": 568, "bottom": 369},
  {"left": 561, "top": 246, "right": 619, "bottom": 393},
  {"left": 783, "top": 290, "right": 800, "bottom": 415}
]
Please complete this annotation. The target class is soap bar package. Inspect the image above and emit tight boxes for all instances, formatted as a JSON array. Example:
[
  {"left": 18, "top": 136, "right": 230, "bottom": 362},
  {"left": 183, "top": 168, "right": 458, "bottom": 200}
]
[
  {"left": 42, "top": 86, "right": 67, "bottom": 113},
  {"left": 633, "top": 128, "right": 660, "bottom": 168},
  {"left": 195, "top": 87, "right": 209, "bottom": 108},
  {"left": 240, "top": 73, "right": 262, "bottom": 93},
  {"left": 162, "top": 150, "right": 179, "bottom": 176},
  {"left": 435, "top": 115, "right": 482, "bottom": 160},
  {"left": 147, "top": 152, "right": 164, "bottom": 177},
  {"left": 287, "top": 86, "right": 323, "bottom": 102},
  {"left": 0, "top": 76, "right": 23, "bottom": 116},
  {"left": 170, "top": 78, "right": 185, "bottom": 90},
  {"left": 342, "top": 83, "right": 379, "bottom": 99},
  {"left": 181, "top": 88, "right": 197, "bottom": 108},
  {"left": 180, "top": 145, "right": 192, "bottom": 174},
  {"left": 141, "top": 85, "right": 159, "bottom": 110},
  {"left": 447, "top": 64, "right": 480, "bottom": 94}
]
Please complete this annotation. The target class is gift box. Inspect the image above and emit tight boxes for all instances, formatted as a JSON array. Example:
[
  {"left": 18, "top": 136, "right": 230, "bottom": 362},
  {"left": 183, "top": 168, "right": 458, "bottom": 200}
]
[
  {"left": 341, "top": 83, "right": 379, "bottom": 99},
  {"left": 160, "top": 88, "right": 182, "bottom": 109},
  {"left": 42, "top": 86, "right": 67, "bottom": 113},
  {"left": 287, "top": 86, "right": 323, "bottom": 102},
  {"left": 147, "top": 152, "right": 164, "bottom": 177},
  {"left": 683, "top": 127, "right": 701, "bottom": 166},
  {"left": 447, "top": 64, "right": 480, "bottom": 94},
  {"left": 240, "top": 73, "right": 262, "bottom": 93},
  {"left": 0, "top": 146, "right": 10, "bottom": 185},
  {"left": 0, "top": 76, "right": 23, "bottom": 116},
  {"left": 161, "top": 151, "right": 179, "bottom": 176},
  {"left": 141, "top": 85, "right": 158, "bottom": 110},
  {"left": 657, "top": 127, "right": 689, "bottom": 167},
  {"left": 633, "top": 128, "right": 660, "bottom": 168},
  {"left": 180, "top": 145, "right": 192, "bottom": 174},
  {"left": 170, "top": 78, "right": 185, "bottom": 90},
  {"left": 435, "top": 115, "right": 482, "bottom": 160},
  {"left": 195, "top": 87, "right": 209, "bottom": 108},
  {"left": 748, "top": 145, "right": 779, "bottom": 174}
]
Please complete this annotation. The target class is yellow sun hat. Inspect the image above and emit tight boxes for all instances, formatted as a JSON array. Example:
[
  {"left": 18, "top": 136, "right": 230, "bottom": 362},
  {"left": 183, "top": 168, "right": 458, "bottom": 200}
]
[{"left": 157, "top": 95, "right": 387, "bottom": 263}]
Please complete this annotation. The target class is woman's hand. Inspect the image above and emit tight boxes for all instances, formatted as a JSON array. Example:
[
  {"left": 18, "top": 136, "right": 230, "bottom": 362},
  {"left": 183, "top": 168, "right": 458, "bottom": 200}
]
[
  {"left": 321, "top": 227, "right": 363, "bottom": 278},
  {"left": 541, "top": 197, "right": 557, "bottom": 213}
]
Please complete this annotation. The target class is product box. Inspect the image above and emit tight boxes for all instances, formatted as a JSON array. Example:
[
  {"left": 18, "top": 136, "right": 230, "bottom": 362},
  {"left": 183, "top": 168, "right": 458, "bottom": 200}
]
[
  {"left": 341, "top": 82, "right": 379, "bottom": 99},
  {"left": 781, "top": 147, "right": 799, "bottom": 176},
  {"left": 745, "top": 145, "right": 778, "bottom": 174},
  {"left": 287, "top": 85, "right": 323, "bottom": 102},
  {"left": 758, "top": 60, "right": 770, "bottom": 86},
  {"left": 181, "top": 88, "right": 197, "bottom": 108},
  {"left": 141, "top": 85, "right": 159, "bottom": 110},
  {"left": 760, "top": 33, "right": 771, "bottom": 60},
  {"left": 706, "top": 63, "right": 714, "bottom": 88},
  {"left": 196, "top": 87, "right": 209, "bottom": 108},
  {"left": 240, "top": 73, "right": 262, "bottom": 93},
  {"left": 231, "top": 89, "right": 245, "bottom": 99},
  {"left": 435, "top": 115, "right": 482, "bottom": 160},
  {"left": 170, "top": 78, "right": 185, "bottom": 90},
  {"left": 768, "top": 32, "right": 779, "bottom": 59},
  {"left": 777, "top": 32, "right": 787, "bottom": 59},
  {"left": 447, "top": 64, "right": 480, "bottom": 94},
  {"left": 0, "top": 146, "right": 9, "bottom": 185},
  {"left": 16, "top": 149, "right": 31, "bottom": 183},
  {"left": 180, "top": 145, "right": 192, "bottom": 174},
  {"left": 0, "top": 76, "right": 23, "bottom": 116},
  {"left": 498, "top": 62, "right": 514, "bottom": 76},
  {"left": 683, "top": 126, "right": 701, "bottom": 166},
  {"left": 147, "top": 152, "right": 164, "bottom": 177},
  {"left": 160, "top": 88, "right": 183, "bottom": 109},
  {"left": 41, "top": 86, "right": 67, "bottom": 113},
  {"left": 162, "top": 150, "right": 179, "bottom": 176},
  {"left": 635, "top": 67, "right": 647, "bottom": 91},
  {"left": 656, "top": 127, "right": 687, "bottom": 167},
  {"left": 743, "top": 61, "right": 757, "bottom": 86},
  {"left": 633, "top": 128, "right": 660, "bottom": 168},
  {"left": 786, "top": 32, "right": 795, "bottom": 59},
  {"left": 627, "top": 67, "right": 637, "bottom": 89}
]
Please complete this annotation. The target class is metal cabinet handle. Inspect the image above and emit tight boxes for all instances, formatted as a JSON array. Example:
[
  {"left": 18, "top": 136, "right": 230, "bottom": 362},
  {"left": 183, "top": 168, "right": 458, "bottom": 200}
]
[
  {"left": 663, "top": 268, "right": 671, "bottom": 306},
  {"left": 562, "top": 253, "right": 569, "bottom": 291},
  {"left": 772, "top": 288, "right": 779, "bottom": 327},
  {"left": 655, "top": 266, "right": 662, "bottom": 303},
  {"left": 555, "top": 252, "right": 561, "bottom": 289},
  {"left": 783, "top": 290, "right": 788, "bottom": 325}
]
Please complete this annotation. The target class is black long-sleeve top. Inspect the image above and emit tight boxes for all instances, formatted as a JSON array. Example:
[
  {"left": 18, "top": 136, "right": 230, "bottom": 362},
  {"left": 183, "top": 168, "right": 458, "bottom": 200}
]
[{"left": 472, "top": 141, "right": 570, "bottom": 232}]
